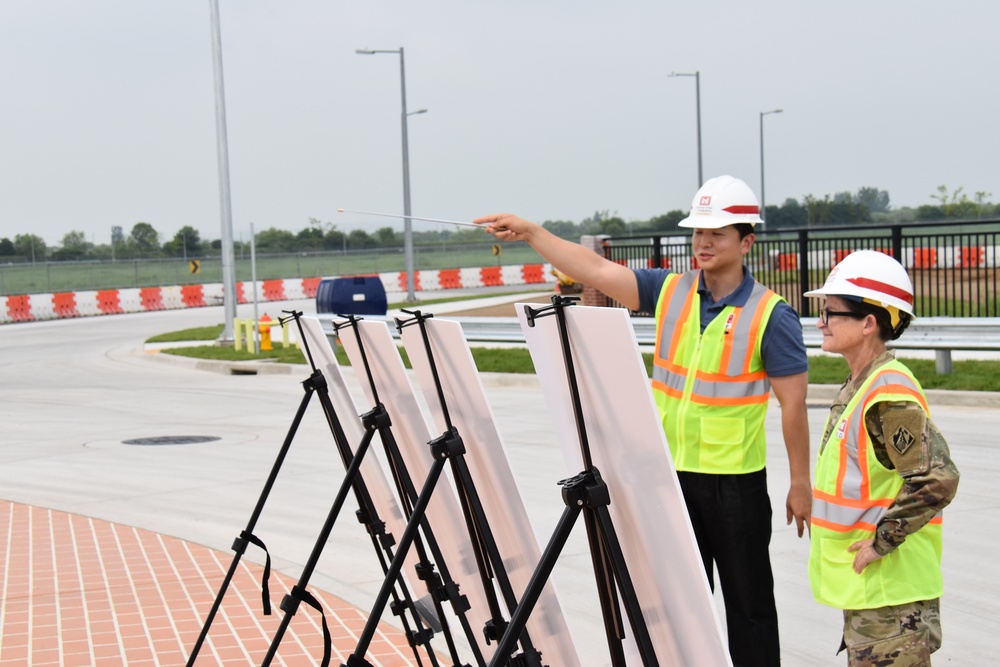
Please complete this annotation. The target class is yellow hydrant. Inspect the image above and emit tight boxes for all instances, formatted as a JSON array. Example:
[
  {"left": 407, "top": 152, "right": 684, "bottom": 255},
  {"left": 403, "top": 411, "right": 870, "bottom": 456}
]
[{"left": 259, "top": 313, "right": 273, "bottom": 351}]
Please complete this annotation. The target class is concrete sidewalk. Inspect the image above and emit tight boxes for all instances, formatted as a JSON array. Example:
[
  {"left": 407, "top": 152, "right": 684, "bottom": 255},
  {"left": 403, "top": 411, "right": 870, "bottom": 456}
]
[{"left": 1, "top": 297, "right": 997, "bottom": 665}]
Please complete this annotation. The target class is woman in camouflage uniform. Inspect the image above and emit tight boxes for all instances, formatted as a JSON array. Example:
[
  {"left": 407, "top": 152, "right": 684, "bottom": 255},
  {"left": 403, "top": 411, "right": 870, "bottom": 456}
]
[{"left": 804, "top": 250, "right": 960, "bottom": 666}]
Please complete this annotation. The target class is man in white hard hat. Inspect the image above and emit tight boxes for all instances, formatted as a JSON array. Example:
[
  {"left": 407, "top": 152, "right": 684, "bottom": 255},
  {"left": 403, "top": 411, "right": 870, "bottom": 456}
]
[
  {"left": 477, "top": 175, "right": 811, "bottom": 667},
  {"left": 804, "top": 250, "right": 959, "bottom": 665}
]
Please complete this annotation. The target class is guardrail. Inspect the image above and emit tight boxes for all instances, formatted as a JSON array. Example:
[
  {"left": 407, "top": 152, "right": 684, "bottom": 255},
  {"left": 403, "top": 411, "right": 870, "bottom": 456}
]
[
  {"left": 318, "top": 314, "right": 1000, "bottom": 375},
  {"left": 798, "top": 317, "right": 1000, "bottom": 374}
]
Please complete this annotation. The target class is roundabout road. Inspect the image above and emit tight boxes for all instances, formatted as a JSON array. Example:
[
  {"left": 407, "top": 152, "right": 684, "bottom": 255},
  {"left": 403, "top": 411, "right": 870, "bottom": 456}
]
[{"left": 1, "top": 299, "right": 997, "bottom": 665}]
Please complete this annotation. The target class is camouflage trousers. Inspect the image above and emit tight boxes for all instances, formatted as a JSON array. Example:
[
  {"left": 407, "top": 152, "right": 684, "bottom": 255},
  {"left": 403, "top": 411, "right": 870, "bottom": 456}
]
[{"left": 840, "top": 598, "right": 941, "bottom": 666}]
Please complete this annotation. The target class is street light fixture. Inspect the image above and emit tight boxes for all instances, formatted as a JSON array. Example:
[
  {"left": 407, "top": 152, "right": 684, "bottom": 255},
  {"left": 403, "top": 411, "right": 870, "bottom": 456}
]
[
  {"left": 668, "top": 71, "right": 702, "bottom": 188},
  {"left": 759, "top": 108, "right": 783, "bottom": 226},
  {"left": 355, "top": 47, "right": 423, "bottom": 302}
]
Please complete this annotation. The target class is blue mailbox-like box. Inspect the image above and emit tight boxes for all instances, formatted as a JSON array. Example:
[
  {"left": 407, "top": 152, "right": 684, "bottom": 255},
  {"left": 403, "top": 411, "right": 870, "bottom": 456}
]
[{"left": 315, "top": 276, "right": 388, "bottom": 315}]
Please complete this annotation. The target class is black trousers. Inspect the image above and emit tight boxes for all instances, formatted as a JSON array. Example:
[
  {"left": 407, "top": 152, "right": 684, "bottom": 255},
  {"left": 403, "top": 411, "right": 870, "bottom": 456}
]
[{"left": 677, "top": 469, "right": 780, "bottom": 667}]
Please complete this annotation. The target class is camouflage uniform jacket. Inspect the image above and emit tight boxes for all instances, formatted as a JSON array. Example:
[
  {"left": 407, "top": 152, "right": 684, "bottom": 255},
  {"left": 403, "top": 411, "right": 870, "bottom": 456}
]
[{"left": 820, "top": 350, "right": 960, "bottom": 556}]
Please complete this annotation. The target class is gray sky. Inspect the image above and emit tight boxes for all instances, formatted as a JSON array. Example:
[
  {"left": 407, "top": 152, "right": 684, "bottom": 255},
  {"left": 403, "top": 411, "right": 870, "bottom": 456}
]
[{"left": 2, "top": 1, "right": 997, "bottom": 247}]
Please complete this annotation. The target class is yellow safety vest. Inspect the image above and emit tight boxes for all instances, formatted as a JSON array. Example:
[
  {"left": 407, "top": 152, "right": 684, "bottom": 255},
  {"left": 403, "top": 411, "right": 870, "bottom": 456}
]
[
  {"left": 809, "top": 360, "right": 943, "bottom": 610},
  {"left": 650, "top": 271, "right": 783, "bottom": 473}
]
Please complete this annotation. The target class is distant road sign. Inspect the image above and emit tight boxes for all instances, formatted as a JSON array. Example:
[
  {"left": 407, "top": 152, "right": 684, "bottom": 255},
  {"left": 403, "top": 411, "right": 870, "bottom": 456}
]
[{"left": 189, "top": 260, "right": 201, "bottom": 274}]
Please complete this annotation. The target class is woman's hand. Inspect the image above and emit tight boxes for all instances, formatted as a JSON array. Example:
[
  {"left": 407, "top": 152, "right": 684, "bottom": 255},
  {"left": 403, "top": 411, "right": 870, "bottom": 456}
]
[{"left": 848, "top": 538, "right": 884, "bottom": 573}]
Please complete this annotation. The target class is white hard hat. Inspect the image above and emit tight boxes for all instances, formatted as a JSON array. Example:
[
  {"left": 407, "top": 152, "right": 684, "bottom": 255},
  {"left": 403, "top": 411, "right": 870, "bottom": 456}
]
[
  {"left": 678, "top": 175, "right": 764, "bottom": 229},
  {"left": 804, "top": 250, "right": 915, "bottom": 317}
]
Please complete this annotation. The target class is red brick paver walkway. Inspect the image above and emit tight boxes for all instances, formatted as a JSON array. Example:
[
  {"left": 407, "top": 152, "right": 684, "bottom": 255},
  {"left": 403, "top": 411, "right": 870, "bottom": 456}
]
[{"left": 0, "top": 501, "right": 414, "bottom": 666}]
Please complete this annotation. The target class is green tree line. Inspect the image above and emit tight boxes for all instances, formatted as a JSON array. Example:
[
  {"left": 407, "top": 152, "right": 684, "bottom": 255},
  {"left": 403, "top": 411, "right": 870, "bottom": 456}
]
[{"left": 2, "top": 186, "right": 996, "bottom": 263}]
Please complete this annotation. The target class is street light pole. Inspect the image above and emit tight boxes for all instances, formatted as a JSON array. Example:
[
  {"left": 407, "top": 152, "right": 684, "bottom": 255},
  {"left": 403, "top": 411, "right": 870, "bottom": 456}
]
[
  {"left": 356, "top": 47, "right": 423, "bottom": 303},
  {"left": 759, "top": 108, "right": 783, "bottom": 227},
  {"left": 208, "top": 0, "right": 237, "bottom": 341},
  {"left": 668, "top": 71, "right": 702, "bottom": 188}
]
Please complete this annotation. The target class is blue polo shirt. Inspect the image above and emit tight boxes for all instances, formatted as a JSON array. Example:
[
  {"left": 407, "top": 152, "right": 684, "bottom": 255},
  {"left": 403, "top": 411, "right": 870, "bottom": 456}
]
[{"left": 633, "top": 267, "right": 808, "bottom": 378}]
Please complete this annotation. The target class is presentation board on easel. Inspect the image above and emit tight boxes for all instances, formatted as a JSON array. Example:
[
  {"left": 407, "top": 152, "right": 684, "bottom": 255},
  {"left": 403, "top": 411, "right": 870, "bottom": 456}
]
[
  {"left": 335, "top": 318, "right": 496, "bottom": 660},
  {"left": 298, "top": 317, "right": 414, "bottom": 567},
  {"left": 401, "top": 316, "right": 581, "bottom": 666},
  {"left": 516, "top": 302, "right": 732, "bottom": 666}
]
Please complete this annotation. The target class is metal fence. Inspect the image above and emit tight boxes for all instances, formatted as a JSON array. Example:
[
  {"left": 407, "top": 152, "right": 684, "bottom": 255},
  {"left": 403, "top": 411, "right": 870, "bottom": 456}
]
[{"left": 601, "top": 218, "right": 1000, "bottom": 318}]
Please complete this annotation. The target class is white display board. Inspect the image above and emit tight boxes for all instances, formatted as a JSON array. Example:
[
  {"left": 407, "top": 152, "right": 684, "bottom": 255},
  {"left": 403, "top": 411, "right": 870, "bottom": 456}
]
[
  {"left": 400, "top": 316, "right": 581, "bottom": 666},
  {"left": 334, "top": 318, "right": 496, "bottom": 661},
  {"left": 516, "top": 303, "right": 732, "bottom": 666},
  {"left": 298, "top": 317, "right": 411, "bottom": 570}
]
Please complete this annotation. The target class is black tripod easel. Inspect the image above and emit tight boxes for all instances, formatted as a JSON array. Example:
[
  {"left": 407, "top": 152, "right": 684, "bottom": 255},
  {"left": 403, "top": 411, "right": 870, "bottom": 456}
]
[
  {"left": 184, "top": 311, "right": 434, "bottom": 667},
  {"left": 339, "top": 310, "right": 544, "bottom": 667},
  {"left": 487, "top": 295, "right": 659, "bottom": 667},
  {"left": 185, "top": 310, "right": 320, "bottom": 666},
  {"left": 258, "top": 312, "right": 442, "bottom": 667},
  {"left": 331, "top": 314, "right": 492, "bottom": 667}
]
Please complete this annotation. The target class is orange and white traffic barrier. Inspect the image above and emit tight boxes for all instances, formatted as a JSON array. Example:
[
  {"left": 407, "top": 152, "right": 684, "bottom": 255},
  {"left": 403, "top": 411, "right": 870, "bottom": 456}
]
[{"left": 0, "top": 264, "right": 556, "bottom": 325}]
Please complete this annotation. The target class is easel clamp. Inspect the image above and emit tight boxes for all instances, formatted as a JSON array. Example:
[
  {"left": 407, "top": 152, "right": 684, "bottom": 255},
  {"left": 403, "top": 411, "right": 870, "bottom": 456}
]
[
  {"left": 524, "top": 294, "right": 580, "bottom": 328},
  {"left": 302, "top": 368, "right": 327, "bottom": 393},
  {"left": 483, "top": 618, "right": 509, "bottom": 645},
  {"left": 361, "top": 404, "right": 392, "bottom": 430},
  {"left": 393, "top": 308, "right": 434, "bottom": 334},
  {"left": 429, "top": 427, "right": 466, "bottom": 460},
  {"left": 559, "top": 469, "right": 611, "bottom": 508}
]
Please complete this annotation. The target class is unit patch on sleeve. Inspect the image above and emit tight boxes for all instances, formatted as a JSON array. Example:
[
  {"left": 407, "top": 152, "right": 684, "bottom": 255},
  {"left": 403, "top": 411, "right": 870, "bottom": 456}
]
[{"left": 880, "top": 406, "right": 927, "bottom": 473}]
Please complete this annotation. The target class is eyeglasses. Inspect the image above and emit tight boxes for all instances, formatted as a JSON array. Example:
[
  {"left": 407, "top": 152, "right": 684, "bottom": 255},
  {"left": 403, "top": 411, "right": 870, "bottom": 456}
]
[{"left": 820, "top": 308, "right": 865, "bottom": 325}]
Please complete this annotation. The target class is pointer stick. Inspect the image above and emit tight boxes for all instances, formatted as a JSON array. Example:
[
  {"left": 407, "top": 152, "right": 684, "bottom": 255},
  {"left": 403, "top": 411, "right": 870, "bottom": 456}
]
[{"left": 337, "top": 208, "right": 506, "bottom": 231}]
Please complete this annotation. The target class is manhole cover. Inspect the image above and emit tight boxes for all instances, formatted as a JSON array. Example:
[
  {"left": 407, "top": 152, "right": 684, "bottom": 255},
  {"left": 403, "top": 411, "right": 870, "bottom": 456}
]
[{"left": 122, "top": 436, "right": 222, "bottom": 446}]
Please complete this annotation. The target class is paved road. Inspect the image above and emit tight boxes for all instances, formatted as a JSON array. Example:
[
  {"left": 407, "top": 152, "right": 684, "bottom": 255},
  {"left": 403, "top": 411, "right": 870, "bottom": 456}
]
[{"left": 1, "top": 299, "right": 997, "bottom": 665}]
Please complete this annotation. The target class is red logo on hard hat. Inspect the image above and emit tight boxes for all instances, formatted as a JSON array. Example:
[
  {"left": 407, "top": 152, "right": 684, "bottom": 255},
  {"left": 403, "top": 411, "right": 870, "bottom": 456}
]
[
  {"left": 722, "top": 205, "right": 760, "bottom": 215},
  {"left": 700, "top": 196, "right": 712, "bottom": 206}
]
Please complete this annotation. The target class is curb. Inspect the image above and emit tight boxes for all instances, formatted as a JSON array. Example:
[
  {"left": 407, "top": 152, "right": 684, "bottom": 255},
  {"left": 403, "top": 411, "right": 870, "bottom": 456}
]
[{"left": 144, "top": 348, "right": 295, "bottom": 375}]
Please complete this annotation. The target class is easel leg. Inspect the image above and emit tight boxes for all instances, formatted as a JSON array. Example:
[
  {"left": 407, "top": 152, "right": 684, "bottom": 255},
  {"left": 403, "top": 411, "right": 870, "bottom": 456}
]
[
  {"left": 488, "top": 502, "right": 581, "bottom": 667},
  {"left": 356, "top": 407, "right": 439, "bottom": 666},
  {"left": 186, "top": 373, "right": 319, "bottom": 665},
  {"left": 377, "top": 418, "right": 478, "bottom": 667},
  {"left": 488, "top": 469, "right": 659, "bottom": 667},
  {"left": 345, "top": 456, "right": 466, "bottom": 665},
  {"left": 447, "top": 453, "right": 541, "bottom": 659},
  {"left": 590, "top": 503, "right": 658, "bottom": 664},
  {"left": 260, "top": 426, "right": 377, "bottom": 666},
  {"left": 582, "top": 507, "right": 628, "bottom": 665}
]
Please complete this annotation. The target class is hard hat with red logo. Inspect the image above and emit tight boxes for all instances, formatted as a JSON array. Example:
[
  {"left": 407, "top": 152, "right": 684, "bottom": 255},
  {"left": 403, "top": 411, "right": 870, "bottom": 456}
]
[
  {"left": 678, "top": 175, "right": 764, "bottom": 228},
  {"left": 804, "top": 250, "right": 915, "bottom": 319}
]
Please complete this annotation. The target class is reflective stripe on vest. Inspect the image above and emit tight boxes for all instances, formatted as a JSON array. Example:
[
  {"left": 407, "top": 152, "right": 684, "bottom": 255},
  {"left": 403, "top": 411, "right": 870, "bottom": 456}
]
[
  {"left": 814, "top": 368, "right": 928, "bottom": 511},
  {"left": 809, "top": 361, "right": 944, "bottom": 609},
  {"left": 650, "top": 270, "right": 783, "bottom": 472},
  {"left": 652, "top": 272, "right": 779, "bottom": 406}
]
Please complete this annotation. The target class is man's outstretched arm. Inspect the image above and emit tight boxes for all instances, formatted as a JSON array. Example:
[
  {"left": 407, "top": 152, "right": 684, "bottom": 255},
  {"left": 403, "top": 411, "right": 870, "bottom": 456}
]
[{"left": 475, "top": 213, "right": 640, "bottom": 310}]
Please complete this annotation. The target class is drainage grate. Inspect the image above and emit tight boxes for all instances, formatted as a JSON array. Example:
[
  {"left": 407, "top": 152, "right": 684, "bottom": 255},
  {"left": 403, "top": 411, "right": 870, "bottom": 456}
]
[{"left": 122, "top": 436, "right": 222, "bottom": 446}]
